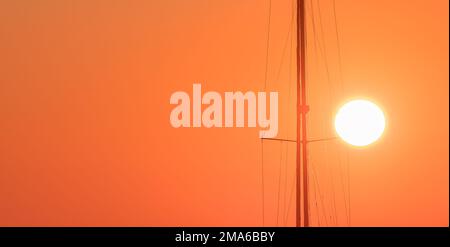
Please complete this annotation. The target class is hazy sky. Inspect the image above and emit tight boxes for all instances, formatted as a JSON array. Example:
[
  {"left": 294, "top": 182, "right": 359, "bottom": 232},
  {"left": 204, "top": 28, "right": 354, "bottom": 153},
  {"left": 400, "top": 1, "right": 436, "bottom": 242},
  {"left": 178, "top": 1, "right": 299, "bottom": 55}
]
[{"left": 0, "top": 0, "right": 448, "bottom": 226}]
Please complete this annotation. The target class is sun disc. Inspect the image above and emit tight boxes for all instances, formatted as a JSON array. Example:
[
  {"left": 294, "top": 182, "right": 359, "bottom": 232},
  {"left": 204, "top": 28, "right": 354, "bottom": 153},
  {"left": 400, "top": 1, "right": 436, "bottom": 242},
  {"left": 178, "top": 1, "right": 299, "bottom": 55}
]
[{"left": 334, "top": 99, "right": 385, "bottom": 146}]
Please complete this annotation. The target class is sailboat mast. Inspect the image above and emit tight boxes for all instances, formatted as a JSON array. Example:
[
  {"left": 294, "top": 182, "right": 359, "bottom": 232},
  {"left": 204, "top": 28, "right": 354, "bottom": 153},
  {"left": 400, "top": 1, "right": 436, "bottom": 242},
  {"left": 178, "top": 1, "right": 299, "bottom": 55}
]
[{"left": 296, "top": 0, "right": 309, "bottom": 227}]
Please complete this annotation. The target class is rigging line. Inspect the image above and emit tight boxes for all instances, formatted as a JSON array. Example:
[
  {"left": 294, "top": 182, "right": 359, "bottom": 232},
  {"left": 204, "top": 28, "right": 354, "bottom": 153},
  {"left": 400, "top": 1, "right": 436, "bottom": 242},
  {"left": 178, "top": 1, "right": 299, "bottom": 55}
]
[
  {"left": 311, "top": 0, "right": 336, "bottom": 102},
  {"left": 307, "top": 0, "right": 324, "bottom": 88},
  {"left": 275, "top": 9, "right": 294, "bottom": 226},
  {"left": 318, "top": 118, "right": 338, "bottom": 225},
  {"left": 308, "top": 137, "right": 338, "bottom": 143},
  {"left": 310, "top": 153, "right": 328, "bottom": 226},
  {"left": 261, "top": 140, "right": 265, "bottom": 226},
  {"left": 337, "top": 146, "right": 350, "bottom": 226},
  {"left": 312, "top": 173, "right": 320, "bottom": 226},
  {"left": 331, "top": 0, "right": 344, "bottom": 92},
  {"left": 263, "top": 0, "right": 272, "bottom": 91},
  {"left": 260, "top": 0, "right": 271, "bottom": 227},
  {"left": 262, "top": 138, "right": 296, "bottom": 143},
  {"left": 312, "top": 98, "right": 338, "bottom": 225},
  {"left": 324, "top": 139, "right": 339, "bottom": 226},
  {"left": 274, "top": 11, "right": 295, "bottom": 86},
  {"left": 331, "top": 0, "right": 351, "bottom": 226},
  {"left": 309, "top": 1, "right": 337, "bottom": 169},
  {"left": 284, "top": 167, "right": 296, "bottom": 225},
  {"left": 309, "top": 1, "right": 334, "bottom": 225},
  {"left": 272, "top": 7, "right": 293, "bottom": 227},
  {"left": 283, "top": 1, "right": 295, "bottom": 226},
  {"left": 316, "top": 0, "right": 342, "bottom": 226},
  {"left": 282, "top": 142, "right": 289, "bottom": 226},
  {"left": 310, "top": 3, "right": 331, "bottom": 227},
  {"left": 304, "top": 0, "right": 311, "bottom": 227},
  {"left": 346, "top": 149, "right": 351, "bottom": 226},
  {"left": 306, "top": 150, "right": 313, "bottom": 224},
  {"left": 310, "top": 159, "right": 321, "bottom": 226},
  {"left": 276, "top": 141, "right": 283, "bottom": 226}
]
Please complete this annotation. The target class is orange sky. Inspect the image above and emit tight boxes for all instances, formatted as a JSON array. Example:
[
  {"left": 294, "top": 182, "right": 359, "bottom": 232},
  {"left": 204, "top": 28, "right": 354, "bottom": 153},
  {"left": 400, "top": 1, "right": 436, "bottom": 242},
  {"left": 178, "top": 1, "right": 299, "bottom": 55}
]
[{"left": 0, "top": 0, "right": 448, "bottom": 226}]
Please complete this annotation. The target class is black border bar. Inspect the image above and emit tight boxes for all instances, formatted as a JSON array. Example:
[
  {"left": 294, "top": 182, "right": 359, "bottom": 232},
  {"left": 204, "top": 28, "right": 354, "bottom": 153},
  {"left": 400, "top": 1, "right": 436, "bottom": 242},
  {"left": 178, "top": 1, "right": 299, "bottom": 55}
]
[{"left": 0, "top": 227, "right": 448, "bottom": 245}]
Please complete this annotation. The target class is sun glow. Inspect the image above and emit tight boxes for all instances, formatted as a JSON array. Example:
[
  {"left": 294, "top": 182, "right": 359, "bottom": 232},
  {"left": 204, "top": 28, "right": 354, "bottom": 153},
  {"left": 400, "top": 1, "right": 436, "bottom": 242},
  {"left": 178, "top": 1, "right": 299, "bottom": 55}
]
[{"left": 334, "top": 99, "right": 386, "bottom": 147}]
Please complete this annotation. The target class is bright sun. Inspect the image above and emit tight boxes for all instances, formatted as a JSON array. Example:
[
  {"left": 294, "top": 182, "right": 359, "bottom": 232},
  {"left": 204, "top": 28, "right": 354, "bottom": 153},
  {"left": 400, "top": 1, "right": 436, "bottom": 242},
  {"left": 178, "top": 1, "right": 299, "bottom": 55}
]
[{"left": 334, "top": 99, "right": 386, "bottom": 147}]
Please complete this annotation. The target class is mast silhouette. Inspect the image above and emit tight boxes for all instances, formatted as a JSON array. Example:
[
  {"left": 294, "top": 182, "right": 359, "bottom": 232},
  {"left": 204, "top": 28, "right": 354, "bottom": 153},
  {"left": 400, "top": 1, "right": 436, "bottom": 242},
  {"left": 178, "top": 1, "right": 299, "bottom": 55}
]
[
  {"left": 296, "top": 0, "right": 309, "bottom": 227},
  {"left": 261, "top": 0, "right": 309, "bottom": 227},
  {"left": 263, "top": 0, "right": 349, "bottom": 227}
]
